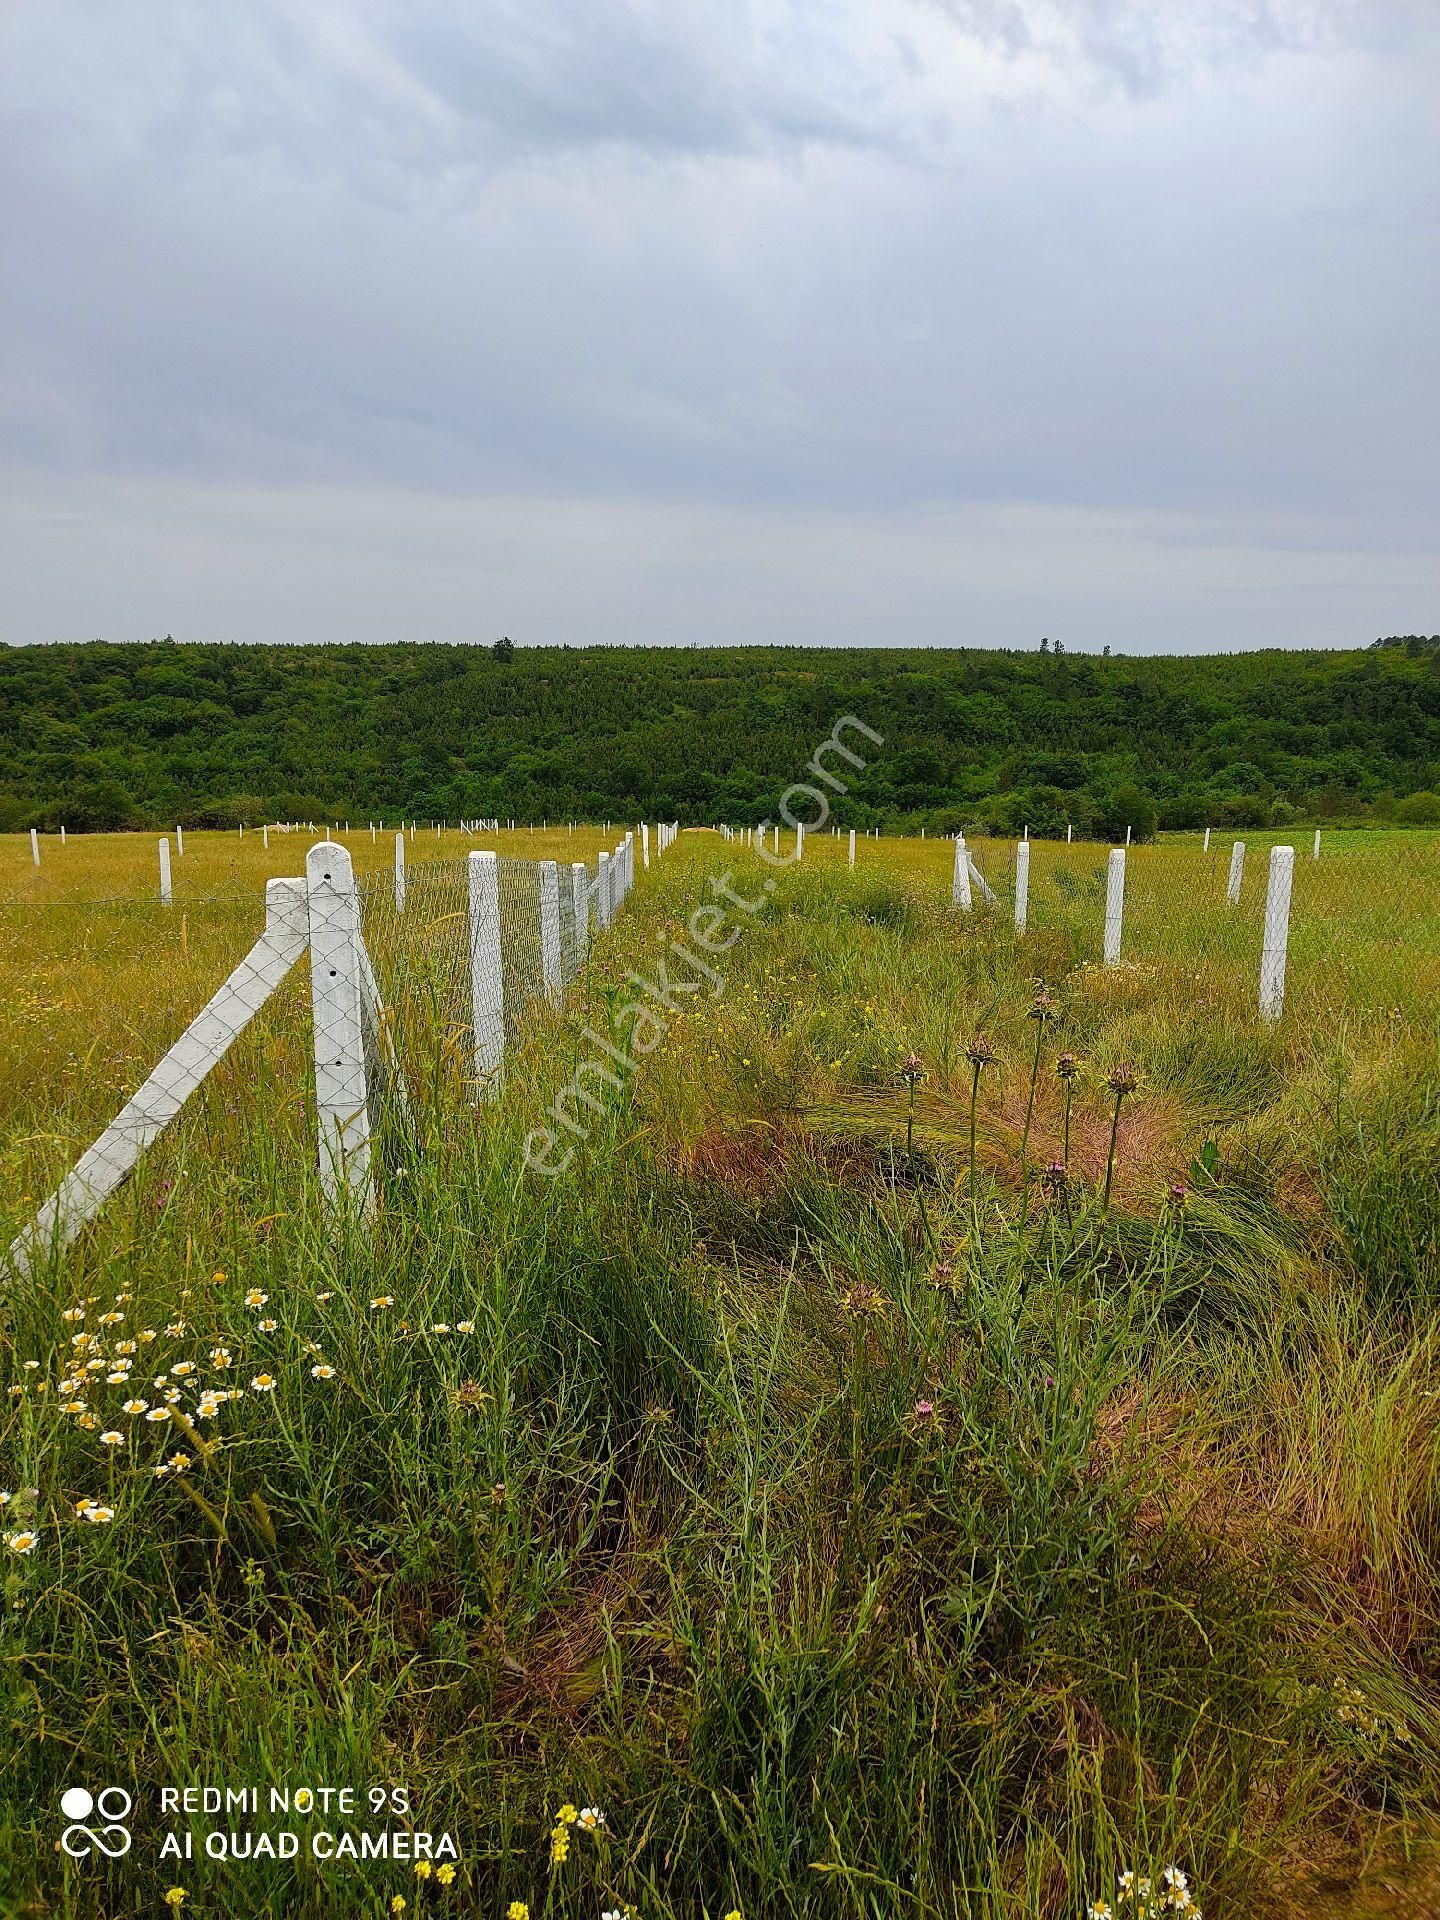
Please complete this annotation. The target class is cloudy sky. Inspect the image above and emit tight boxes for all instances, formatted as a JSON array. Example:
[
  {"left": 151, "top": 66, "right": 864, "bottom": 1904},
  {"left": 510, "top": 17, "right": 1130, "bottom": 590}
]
[{"left": 2, "top": 0, "right": 1437, "bottom": 653}]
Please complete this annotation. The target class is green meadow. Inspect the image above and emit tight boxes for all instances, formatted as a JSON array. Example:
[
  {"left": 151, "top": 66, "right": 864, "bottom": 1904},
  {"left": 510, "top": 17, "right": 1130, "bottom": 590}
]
[{"left": 2, "top": 826, "right": 1439, "bottom": 1919}]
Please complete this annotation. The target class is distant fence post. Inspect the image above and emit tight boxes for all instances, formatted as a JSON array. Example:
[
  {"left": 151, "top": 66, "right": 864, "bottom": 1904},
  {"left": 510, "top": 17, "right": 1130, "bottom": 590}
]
[
  {"left": 952, "top": 834, "right": 972, "bottom": 910},
  {"left": 60, "top": 824, "right": 66, "bottom": 846},
  {"left": 467, "top": 851, "right": 505, "bottom": 1095},
  {"left": 263, "top": 824, "right": 269, "bottom": 849},
  {"left": 306, "top": 842, "right": 373, "bottom": 1211},
  {"left": 642, "top": 822, "right": 650, "bottom": 870},
  {"left": 1259, "top": 845, "right": 1295, "bottom": 1021},
  {"left": 394, "top": 832, "right": 406, "bottom": 913},
  {"left": 848, "top": 828, "right": 856, "bottom": 869},
  {"left": 571, "top": 861, "right": 590, "bottom": 962},
  {"left": 1014, "top": 840, "right": 1030, "bottom": 934},
  {"left": 1203, "top": 827, "right": 1211, "bottom": 852},
  {"left": 176, "top": 825, "right": 184, "bottom": 858},
  {"left": 796, "top": 823, "right": 805, "bottom": 861},
  {"left": 30, "top": 827, "right": 39, "bottom": 867},
  {"left": 1227, "top": 840, "right": 1246, "bottom": 906},
  {"left": 158, "top": 837, "right": 172, "bottom": 905},
  {"left": 596, "top": 851, "right": 612, "bottom": 929},
  {"left": 538, "top": 860, "right": 562, "bottom": 1001},
  {"left": 1104, "top": 848, "right": 1126, "bottom": 965},
  {"left": 1313, "top": 827, "right": 1321, "bottom": 860},
  {"left": 1066, "top": 822, "right": 1073, "bottom": 844}
]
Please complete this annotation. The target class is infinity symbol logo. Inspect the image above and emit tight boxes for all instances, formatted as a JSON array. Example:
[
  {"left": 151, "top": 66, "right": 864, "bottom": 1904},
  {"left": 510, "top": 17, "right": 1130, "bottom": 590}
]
[{"left": 59, "top": 1786, "right": 133, "bottom": 1858}]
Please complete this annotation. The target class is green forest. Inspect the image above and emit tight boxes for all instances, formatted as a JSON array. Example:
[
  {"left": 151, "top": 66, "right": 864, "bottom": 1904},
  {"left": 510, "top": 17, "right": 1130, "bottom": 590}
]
[{"left": 3, "top": 637, "right": 1439, "bottom": 838}]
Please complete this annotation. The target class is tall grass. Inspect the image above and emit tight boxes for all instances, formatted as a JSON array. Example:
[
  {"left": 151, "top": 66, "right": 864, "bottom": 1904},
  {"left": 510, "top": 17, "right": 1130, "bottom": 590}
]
[{"left": 1, "top": 832, "right": 1438, "bottom": 1917}]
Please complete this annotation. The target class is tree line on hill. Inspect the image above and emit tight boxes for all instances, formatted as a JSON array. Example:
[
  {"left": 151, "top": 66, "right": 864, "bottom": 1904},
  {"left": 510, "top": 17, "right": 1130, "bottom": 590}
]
[{"left": 2, "top": 638, "right": 1439, "bottom": 840}]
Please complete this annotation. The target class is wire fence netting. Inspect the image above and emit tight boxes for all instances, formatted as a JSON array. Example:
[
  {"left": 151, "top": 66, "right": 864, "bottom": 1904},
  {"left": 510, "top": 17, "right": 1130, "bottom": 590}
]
[
  {"left": 353, "top": 852, "right": 600, "bottom": 1101},
  {"left": 2, "top": 846, "right": 608, "bottom": 1217},
  {"left": 6, "top": 824, "right": 1433, "bottom": 1240},
  {"left": 951, "top": 834, "right": 1440, "bottom": 1021}
]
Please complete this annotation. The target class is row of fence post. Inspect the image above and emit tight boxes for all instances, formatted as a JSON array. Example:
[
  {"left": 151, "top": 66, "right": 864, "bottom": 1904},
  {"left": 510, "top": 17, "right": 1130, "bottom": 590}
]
[
  {"left": 315, "top": 826, "right": 643, "bottom": 1202},
  {"left": 94, "top": 820, "right": 667, "bottom": 908},
  {"left": 949, "top": 837, "right": 1299, "bottom": 1022}
]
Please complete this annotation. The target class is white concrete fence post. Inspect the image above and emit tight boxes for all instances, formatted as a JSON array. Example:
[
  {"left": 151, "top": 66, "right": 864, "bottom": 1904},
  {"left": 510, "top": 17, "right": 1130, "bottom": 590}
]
[
  {"left": 571, "top": 861, "right": 590, "bottom": 963},
  {"left": 538, "top": 859, "right": 562, "bottom": 1003},
  {"left": 176, "top": 824, "right": 184, "bottom": 858},
  {"left": 306, "top": 842, "right": 373, "bottom": 1212},
  {"left": 1313, "top": 827, "right": 1321, "bottom": 860},
  {"left": 1227, "top": 840, "right": 1246, "bottom": 906},
  {"left": 1125, "top": 824, "right": 1132, "bottom": 847},
  {"left": 848, "top": 828, "right": 856, "bottom": 869},
  {"left": 158, "top": 836, "right": 172, "bottom": 905},
  {"left": 60, "top": 824, "right": 66, "bottom": 846},
  {"left": 30, "top": 827, "right": 39, "bottom": 867},
  {"left": 1203, "top": 827, "right": 1211, "bottom": 852},
  {"left": 394, "top": 831, "right": 406, "bottom": 913},
  {"left": 796, "top": 822, "right": 805, "bottom": 861},
  {"left": 596, "top": 851, "right": 612, "bottom": 930},
  {"left": 1103, "top": 847, "right": 1126, "bottom": 966},
  {"left": 467, "top": 851, "right": 505, "bottom": 1096},
  {"left": 1014, "top": 840, "right": 1030, "bottom": 934},
  {"left": 1259, "top": 844, "right": 1295, "bottom": 1022},
  {"left": 1066, "top": 822, "right": 1073, "bottom": 844},
  {"left": 263, "top": 824, "right": 269, "bottom": 850},
  {"left": 952, "top": 834, "right": 972, "bottom": 910},
  {"left": 642, "top": 822, "right": 650, "bottom": 870}
]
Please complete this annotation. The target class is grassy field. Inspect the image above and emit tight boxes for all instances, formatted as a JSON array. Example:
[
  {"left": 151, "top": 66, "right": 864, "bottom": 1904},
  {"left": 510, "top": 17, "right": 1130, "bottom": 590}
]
[{"left": 2, "top": 827, "right": 1440, "bottom": 1918}]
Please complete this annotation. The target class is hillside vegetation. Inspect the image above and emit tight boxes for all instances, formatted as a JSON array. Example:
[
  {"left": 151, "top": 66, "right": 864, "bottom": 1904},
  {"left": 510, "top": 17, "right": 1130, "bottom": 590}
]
[{"left": 3, "top": 639, "right": 1439, "bottom": 837}]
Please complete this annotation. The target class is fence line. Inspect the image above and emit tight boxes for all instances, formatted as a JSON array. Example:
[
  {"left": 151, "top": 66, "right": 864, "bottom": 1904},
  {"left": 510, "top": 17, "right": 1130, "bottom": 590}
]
[
  {"left": 7, "top": 822, "right": 666, "bottom": 1275},
  {"left": 803, "top": 821, "right": 1433, "bottom": 1023}
]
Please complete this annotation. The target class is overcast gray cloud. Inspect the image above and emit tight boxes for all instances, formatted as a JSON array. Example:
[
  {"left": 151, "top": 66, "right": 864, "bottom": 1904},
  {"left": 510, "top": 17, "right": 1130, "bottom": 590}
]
[{"left": 2, "top": 0, "right": 1437, "bottom": 651}]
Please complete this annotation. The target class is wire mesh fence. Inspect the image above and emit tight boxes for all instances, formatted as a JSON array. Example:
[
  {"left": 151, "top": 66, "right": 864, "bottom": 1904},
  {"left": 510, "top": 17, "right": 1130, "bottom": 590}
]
[
  {"left": 352, "top": 850, "right": 602, "bottom": 1107},
  {"left": 4, "top": 830, "right": 639, "bottom": 1265},
  {"left": 5, "top": 816, "right": 1430, "bottom": 1273},
  {"left": 947, "top": 832, "right": 1440, "bottom": 1024}
]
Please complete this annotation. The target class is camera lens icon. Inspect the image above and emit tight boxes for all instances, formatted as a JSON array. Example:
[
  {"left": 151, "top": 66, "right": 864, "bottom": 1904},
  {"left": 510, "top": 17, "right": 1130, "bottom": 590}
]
[{"left": 59, "top": 1785, "right": 132, "bottom": 1857}]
